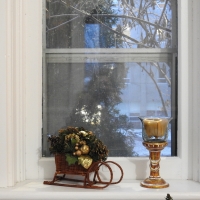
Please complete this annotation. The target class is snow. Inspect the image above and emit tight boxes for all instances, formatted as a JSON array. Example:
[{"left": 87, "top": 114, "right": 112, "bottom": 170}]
[{"left": 133, "top": 129, "right": 171, "bottom": 156}]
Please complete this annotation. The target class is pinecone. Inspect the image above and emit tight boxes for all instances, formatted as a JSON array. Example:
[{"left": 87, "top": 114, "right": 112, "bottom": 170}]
[{"left": 165, "top": 193, "right": 173, "bottom": 200}]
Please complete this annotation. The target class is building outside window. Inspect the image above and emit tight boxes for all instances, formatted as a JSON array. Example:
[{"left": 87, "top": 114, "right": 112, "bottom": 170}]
[{"left": 43, "top": 0, "right": 178, "bottom": 157}]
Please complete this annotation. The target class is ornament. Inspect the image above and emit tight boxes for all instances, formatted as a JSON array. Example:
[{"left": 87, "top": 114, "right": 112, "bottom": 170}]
[
  {"left": 78, "top": 155, "right": 93, "bottom": 169},
  {"left": 79, "top": 131, "right": 88, "bottom": 136},
  {"left": 80, "top": 140, "right": 86, "bottom": 145},
  {"left": 80, "top": 144, "right": 90, "bottom": 154},
  {"left": 74, "top": 150, "right": 82, "bottom": 156}
]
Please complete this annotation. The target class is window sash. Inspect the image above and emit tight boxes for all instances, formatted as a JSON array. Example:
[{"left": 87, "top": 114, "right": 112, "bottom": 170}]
[{"left": 42, "top": 49, "right": 178, "bottom": 157}]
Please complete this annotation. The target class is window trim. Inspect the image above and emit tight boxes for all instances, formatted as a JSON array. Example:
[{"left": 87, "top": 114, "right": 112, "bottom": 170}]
[{"left": 0, "top": 0, "right": 200, "bottom": 187}]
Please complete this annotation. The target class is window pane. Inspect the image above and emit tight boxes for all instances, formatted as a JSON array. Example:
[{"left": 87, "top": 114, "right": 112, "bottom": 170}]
[
  {"left": 46, "top": 0, "right": 175, "bottom": 48},
  {"left": 43, "top": 0, "right": 177, "bottom": 157},
  {"left": 43, "top": 60, "right": 173, "bottom": 156}
]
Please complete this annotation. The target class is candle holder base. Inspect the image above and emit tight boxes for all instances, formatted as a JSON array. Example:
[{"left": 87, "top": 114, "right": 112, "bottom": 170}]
[
  {"left": 141, "top": 178, "right": 169, "bottom": 189},
  {"left": 141, "top": 141, "right": 169, "bottom": 189}
]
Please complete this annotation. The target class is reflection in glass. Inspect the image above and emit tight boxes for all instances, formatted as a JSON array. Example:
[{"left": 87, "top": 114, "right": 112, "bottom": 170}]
[
  {"left": 45, "top": 61, "right": 172, "bottom": 156},
  {"left": 46, "top": 0, "right": 175, "bottom": 49},
  {"left": 43, "top": 0, "right": 177, "bottom": 157}
]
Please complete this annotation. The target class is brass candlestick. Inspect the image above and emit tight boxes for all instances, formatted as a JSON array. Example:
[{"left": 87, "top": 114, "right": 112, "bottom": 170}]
[{"left": 138, "top": 117, "right": 172, "bottom": 189}]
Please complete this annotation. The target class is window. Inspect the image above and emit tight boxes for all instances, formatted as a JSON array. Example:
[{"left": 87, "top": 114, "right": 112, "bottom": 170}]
[
  {"left": 43, "top": 0, "right": 178, "bottom": 157},
  {"left": 1, "top": 0, "right": 200, "bottom": 188}
]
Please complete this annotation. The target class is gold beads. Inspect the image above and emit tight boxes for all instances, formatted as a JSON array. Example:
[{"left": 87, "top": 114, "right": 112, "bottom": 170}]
[
  {"left": 74, "top": 142, "right": 90, "bottom": 156},
  {"left": 74, "top": 150, "right": 82, "bottom": 156}
]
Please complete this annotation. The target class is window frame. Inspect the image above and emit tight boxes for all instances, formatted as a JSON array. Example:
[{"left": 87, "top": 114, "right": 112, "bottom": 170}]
[{"left": 0, "top": 0, "right": 200, "bottom": 187}]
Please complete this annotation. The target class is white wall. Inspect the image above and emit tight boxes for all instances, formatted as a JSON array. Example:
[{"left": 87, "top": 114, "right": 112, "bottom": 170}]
[{"left": 0, "top": 0, "right": 42, "bottom": 187}]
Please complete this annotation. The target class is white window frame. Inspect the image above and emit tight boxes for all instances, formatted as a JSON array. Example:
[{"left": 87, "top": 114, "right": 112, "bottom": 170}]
[{"left": 0, "top": 0, "right": 200, "bottom": 187}]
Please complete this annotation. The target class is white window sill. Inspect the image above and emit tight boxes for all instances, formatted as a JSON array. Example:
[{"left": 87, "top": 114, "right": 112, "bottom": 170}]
[{"left": 0, "top": 180, "right": 200, "bottom": 200}]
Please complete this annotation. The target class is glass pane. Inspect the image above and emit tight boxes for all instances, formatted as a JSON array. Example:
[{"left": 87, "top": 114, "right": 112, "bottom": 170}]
[
  {"left": 46, "top": 0, "right": 175, "bottom": 49},
  {"left": 44, "top": 61, "right": 172, "bottom": 156}
]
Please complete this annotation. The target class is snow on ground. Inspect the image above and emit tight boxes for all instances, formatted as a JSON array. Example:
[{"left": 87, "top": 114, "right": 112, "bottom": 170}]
[{"left": 133, "top": 129, "right": 171, "bottom": 157}]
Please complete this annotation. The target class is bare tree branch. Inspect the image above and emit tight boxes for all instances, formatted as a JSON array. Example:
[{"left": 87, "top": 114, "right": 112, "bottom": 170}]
[
  {"left": 49, "top": 14, "right": 78, "bottom": 18},
  {"left": 152, "top": 62, "right": 171, "bottom": 86},
  {"left": 151, "top": 0, "right": 169, "bottom": 47},
  {"left": 138, "top": 63, "right": 168, "bottom": 116},
  {"left": 46, "top": 15, "right": 79, "bottom": 32},
  {"left": 121, "top": 0, "right": 151, "bottom": 41},
  {"left": 137, "top": 0, "right": 143, "bottom": 18},
  {"left": 69, "top": 5, "right": 149, "bottom": 47},
  {"left": 48, "top": 0, "right": 171, "bottom": 48},
  {"left": 91, "top": 14, "right": 171, "bottom": 32},
  {"left": 91, "top": 16, "right": 148, "bottom": 47}
]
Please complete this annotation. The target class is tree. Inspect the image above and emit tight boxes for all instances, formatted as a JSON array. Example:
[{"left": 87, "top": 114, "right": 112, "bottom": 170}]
[{"left": 69, "top": 63, "right": 137, "bottom": 156}]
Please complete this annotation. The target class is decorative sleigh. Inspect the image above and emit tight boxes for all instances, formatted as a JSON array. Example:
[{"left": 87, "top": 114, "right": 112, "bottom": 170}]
[{"left": 43, "top": 154, "right": 123, "bottom": 189}]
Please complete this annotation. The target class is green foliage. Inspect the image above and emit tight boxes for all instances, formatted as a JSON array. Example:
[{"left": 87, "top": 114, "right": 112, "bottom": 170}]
[
  {"left": 48, "top": 135, "right": 65, "bottom": 154},
  {"left": 66, "top": 153, "right": 78, "bottom": 165},
  {"left": 47, "top": 1, "right": 136, "bottom": 157},
  {"left": 69, "top": 64, "right": 136, "bottom": 157},
  {"left": 48, "top": 126, "right": 109, "bottom": 164}
]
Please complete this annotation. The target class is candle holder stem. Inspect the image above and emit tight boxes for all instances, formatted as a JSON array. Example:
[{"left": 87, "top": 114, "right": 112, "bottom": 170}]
[{"left": 141, "top": 141, "right": 169, "bottom": 189}]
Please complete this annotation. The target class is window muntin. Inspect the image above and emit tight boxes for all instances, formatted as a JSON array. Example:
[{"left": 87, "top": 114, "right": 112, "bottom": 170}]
[{"left": 43, "top": 0, "right": 177, "bottom": 157}]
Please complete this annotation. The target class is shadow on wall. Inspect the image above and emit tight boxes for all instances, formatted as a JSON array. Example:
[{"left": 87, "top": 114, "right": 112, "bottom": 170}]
[{"left": 130, "top": 159, "right": 149, "bottom": 180}]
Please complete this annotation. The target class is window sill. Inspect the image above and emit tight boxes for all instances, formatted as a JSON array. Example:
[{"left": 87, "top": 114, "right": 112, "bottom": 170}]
[{"left": 0, "top": 180, "right": 200, "bottom": 200}]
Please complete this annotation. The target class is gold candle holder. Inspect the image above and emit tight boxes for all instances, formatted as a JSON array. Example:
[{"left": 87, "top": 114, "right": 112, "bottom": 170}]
[{"left": 138, "top": 117, "right": 172, "bottom": 189}]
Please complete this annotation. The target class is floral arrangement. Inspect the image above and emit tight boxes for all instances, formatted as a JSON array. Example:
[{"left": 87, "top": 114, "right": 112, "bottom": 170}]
[{"left": 48, "top": 126, "right": 108, "bottom": 169}]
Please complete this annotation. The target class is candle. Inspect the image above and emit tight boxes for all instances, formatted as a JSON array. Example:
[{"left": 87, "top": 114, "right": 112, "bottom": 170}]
[{"left": 143, "top": 118, "right": 168, "bottom": 138}]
